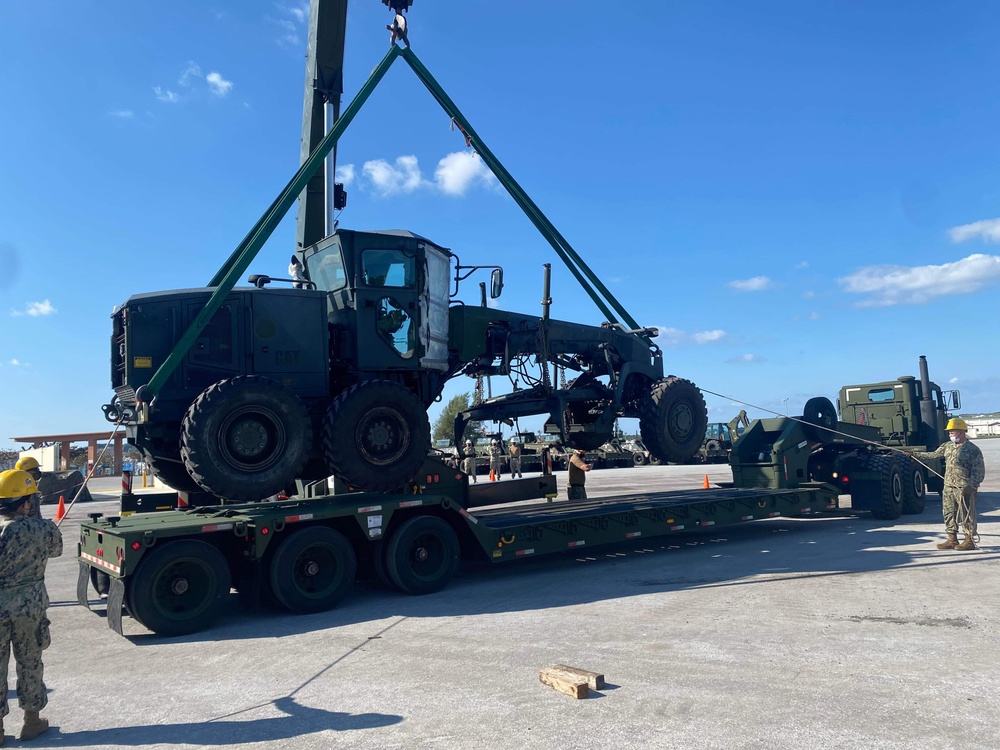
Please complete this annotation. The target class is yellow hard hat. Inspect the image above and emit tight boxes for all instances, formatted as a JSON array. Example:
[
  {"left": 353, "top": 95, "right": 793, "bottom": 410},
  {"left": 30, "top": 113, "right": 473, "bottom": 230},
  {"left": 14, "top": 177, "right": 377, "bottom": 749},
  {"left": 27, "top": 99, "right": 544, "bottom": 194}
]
[
  {"left": 15, "top": 456, "right": 39, "bottom": 472},
  {"left": 945, "top": 417, "right": 968, "bottom": 431},
  {"left": 0, "top": 469, "right": 39, "bottom": 500}
]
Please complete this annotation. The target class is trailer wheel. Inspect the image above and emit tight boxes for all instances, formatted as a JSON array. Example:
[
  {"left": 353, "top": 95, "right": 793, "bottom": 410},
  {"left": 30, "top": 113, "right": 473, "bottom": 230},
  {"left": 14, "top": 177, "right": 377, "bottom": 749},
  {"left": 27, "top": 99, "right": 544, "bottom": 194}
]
[
  {"left": 90, "top": 568, "right": 111, "bottom": 598},
  {"left": 632, "top": 452, "right": 647, "bottom": 466},
  {"left": 802, "top": 397, "right": 838, "bottom": 440},
  {"left": 181, "top": 376, "right": 312, "bottom": 502},
  {"left": 268, "top": 526, "right": 357, "bottom": 613},
  {"left": 639, "top": 377, "right": 708, "bottom": 464},
  {"left": 323, "top": 380, "right": 430, "bottom": 491},
  {"left": 127, "top": 539, "right": 232, "bottom": 636},
  {"left": 869, "top": 454, "right": 904, "bottom": 521},
  {"left": 385, "top": 516, "right": 459, "bottom": 595},
  {"left": 899, "top": 456, "right": 926, "bottom": 515}
]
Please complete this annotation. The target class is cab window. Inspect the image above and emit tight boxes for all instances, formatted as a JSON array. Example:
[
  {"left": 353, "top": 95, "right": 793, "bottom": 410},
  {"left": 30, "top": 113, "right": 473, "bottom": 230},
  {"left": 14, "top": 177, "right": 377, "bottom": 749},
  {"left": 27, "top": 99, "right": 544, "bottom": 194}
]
[
  {"left": 363, "top": 249, "right": 415, "bottom": 288},
  {"left": 305, "top": 244, "right": 347, "bottom": 292}
]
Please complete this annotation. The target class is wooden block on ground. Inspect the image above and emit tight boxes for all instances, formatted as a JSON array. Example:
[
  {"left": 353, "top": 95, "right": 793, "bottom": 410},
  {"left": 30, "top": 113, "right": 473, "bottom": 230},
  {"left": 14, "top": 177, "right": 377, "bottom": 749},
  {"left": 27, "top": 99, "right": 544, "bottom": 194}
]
[
  {"left": 550, "top": 664, "right": 605, "bottom": 690},
  {"left": 539, "top": 667, "right": 588, "bottom": 699}
]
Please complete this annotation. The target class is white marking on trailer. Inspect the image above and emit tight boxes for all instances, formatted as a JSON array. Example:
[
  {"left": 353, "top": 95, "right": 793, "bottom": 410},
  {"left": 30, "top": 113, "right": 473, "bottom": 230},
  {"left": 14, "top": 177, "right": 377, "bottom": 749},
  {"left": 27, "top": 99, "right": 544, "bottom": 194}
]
[
  {"left": 670, "top": 525, "right": 685, "bottom": 531},
  {"left": 367, "top": 515, "right": 382, "bottom": 529},
  {"left": 768, "top": 512, "right": 781, "bottom": 517},
  {"left": 458, "top": 508, "right": 479, "bottom": 524},
  {"left": 516, "top": 548, "right": 535, "bottom": 556},
  {"left": 284, "top": 514, "right": 314, "bottom": 523},
  {"left": 700, "top": 520, "right": 716, "bottom": 526},
  {"left": 845, "top": 387, "right": 861, "bottom": 402},
  {"left": 399, "top": 499, "right": 423, "bottom": 508},
  {"left": 625, "top": 531, "right": 642, "bottom": 538},
  {"left": 801, "top": 508, "right": 811, "bottom": 513},
  {"left": 741, "top": 515, "right": 754, "bottom": 520},
  {"left": 797, "top": 440, "right": 808, "bottom": 450},
  {"left": 357, "top": 505, "right": 382, "bottom": 514},
  {"left": 201, "top": 523, "right": 233, "bottom": 533},
  {"left": 568, "top": 540, "right": 586, "bottom": 548},
  {"left": 80, "top": 552, "right": 121, "bottom": 575}
]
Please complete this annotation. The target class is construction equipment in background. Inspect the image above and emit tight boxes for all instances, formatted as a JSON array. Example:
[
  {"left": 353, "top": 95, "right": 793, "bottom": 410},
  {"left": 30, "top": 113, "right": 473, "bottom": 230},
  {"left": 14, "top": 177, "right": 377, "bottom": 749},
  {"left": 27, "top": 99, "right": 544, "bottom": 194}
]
[{"left": 698, "top": 410, "right": 749, "bottom": 463}]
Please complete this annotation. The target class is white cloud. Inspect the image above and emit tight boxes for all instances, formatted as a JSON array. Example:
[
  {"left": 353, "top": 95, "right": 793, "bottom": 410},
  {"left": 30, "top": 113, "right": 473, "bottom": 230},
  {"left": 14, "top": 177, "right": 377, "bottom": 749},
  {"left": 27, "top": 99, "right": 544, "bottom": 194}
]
[
  {"left": 179, "top": 61, "right": 202, "bottom": 86},
  {"left": 434, "top": 152, "right": 497, "bottom": 196},
  {"left": 10, "top": 300, "right": 56, "bottom": 317},
  {"left": 837, "top": 253, "right": 1000, "bottom": 306},
  {"left": 795, "top": 261, "right": 809, "bottom": 269},
  {"left": 9, "top": 359, "right": 27, "bottom": 366},
  {"left": 727, "top": 276, "right": 774, "bottom": 292},
  {"left": 655, "top": 327, "right": 685, "bottom": 346},
  {"left": 692, "top": 329, "right": 726, "bottom": 344},
  {"left": 728, "top": 353, "right": 763, "bottom": 363},
  {"left": 948, "top": 218, "right": 1000, "bottom": 244},
  {"left": 108, "top": 110, "right": 134, "bottom": 119},
  {"left": 268, "top": 15, "right": 301, "bottom": 47},
  {"left": 287, "top": 1, "right": 309, "bottom": 23},
  {"left": 363, "top": 156, "right": 425, "bottom": 196},
  {"left": 802, "top": 290, "right": 815, "bottom": 299},
  {"left": 154, "top": 86, "right": 179, "bottom": 103},
  {"left": 206, "top": 72, "right": 233, "bottom": 97},
  {"left": 949, "top": 377, "right": 959, "bottom": 384},
  {"left": 335, "top": 164, "right": 356, "bottom": 186}
]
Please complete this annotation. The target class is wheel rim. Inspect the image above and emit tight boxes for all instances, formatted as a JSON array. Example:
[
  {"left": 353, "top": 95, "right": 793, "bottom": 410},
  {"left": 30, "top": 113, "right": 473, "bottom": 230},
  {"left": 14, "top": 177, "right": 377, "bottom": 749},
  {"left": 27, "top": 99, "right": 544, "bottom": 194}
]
[
  {"left": 356, "top": 406, "right": 411, "bottom": 466},
  {"left": 892, "top": 473, "right": 903, "bottom": 504},
  {"left": 404, "top": 532, "right": 448, "bottom": 584},
  {"left": 667, "top": 401, "right": 696, "bottom": 443},
  {"left": 218, "top": 405, "right": 286, "bottom": 472},
  {"left": 290, "top": 543, "right": 344, "bottom": 600},
  {"left": 912, "top": 472, "right": 925, "bottom": 498},
  {"left": 148, "top": 557, "right": 218, "bottom": 621}
]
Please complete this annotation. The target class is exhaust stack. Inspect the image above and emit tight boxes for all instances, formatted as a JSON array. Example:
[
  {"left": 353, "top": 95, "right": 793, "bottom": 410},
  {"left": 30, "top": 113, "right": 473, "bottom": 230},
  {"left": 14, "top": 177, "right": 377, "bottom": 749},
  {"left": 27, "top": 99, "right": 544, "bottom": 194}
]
[{"left": 918, "top": 355, "right": 938, "bottom": 445}]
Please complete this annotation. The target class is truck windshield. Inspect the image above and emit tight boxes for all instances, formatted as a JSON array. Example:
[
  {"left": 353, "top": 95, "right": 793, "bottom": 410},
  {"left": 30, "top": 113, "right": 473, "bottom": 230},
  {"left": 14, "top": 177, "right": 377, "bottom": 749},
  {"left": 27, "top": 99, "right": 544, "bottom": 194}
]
[{"left": 305, "top": 244, "right": 347, "bottom": 292}]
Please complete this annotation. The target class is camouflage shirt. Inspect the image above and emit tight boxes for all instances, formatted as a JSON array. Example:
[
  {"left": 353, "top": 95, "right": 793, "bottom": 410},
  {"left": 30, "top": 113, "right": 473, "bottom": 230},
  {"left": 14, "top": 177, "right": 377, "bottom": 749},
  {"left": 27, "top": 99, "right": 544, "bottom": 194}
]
[
  {"left": 914, "top": 440, "right": 986, "bottom": 489},
  {"left": 0, "top": 516, "right": 63, "bottom": 620}
]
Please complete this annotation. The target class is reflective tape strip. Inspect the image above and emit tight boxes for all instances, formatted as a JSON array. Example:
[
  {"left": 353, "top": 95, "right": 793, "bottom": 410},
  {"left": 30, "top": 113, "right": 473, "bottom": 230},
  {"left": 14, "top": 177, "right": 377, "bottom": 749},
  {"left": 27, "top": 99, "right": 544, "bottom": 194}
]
[
  {"left": 285, "top": 514, "right": 314, "bottom": 523},
  {"left": 670, "top": 525, "right": 685, "bottom": 531},
  {"left": 201, "top": 524, "right": 234, "bottom": 533},
  {"left": 801, "top": 508, "right": 811, "bottom": 513},
  {"left": 741, "top": 515, "right": 754, "bottom": 520},
  {"left": 516, "top": 548, "right": 535, "bottom": 556},
  {"left": 80, "top": 552, "right": 121, "bottom": 575},
  {"left": 458, "top": 508, "right": 479, "bottom": 524},
  {"left": 399, "top": 499, "right": 423, "bottom": 508},
  {"left": 625, "top": 532, "right": 642, "bottom": 539},
  {"left": 700, "top": 521, "right": 715, "bottom": 527},
  {"left": 357, "top": 505, "right": 383, "bottom": 513},
  {"left": 568, "top": 540, "right": 586, "bottom": 548},
  {"left": 768, "top": 512, "right": 781, "bottom": 517}
]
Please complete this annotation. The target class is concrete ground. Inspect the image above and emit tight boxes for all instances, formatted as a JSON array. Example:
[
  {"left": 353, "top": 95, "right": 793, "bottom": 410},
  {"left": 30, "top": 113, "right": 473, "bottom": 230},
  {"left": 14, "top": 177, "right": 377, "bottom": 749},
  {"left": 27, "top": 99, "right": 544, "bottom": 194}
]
[{"left": 27, "top": 441, "right": 1000, "bottom": 749}]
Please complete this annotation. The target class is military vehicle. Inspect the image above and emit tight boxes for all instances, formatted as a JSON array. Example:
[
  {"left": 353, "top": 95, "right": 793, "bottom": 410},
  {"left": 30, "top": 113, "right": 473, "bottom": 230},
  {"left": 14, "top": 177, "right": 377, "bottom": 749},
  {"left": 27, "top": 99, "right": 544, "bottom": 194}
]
[
  {"left": 102, "top": 4, "right": 706, "bottom": 504},
  {"left": 699, "top": 410, "right": 749, "bottom": 463}
]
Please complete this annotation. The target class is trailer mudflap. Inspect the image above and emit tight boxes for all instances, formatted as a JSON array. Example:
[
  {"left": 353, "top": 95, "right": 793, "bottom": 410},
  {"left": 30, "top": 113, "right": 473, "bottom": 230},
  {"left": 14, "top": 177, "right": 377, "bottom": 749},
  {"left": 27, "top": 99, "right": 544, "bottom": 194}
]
[
  {"left": 76, "top": 562, "right": 90, "bottom": 610},
  {"left": 107, "top": 577, "right": 126, "bottom": 636}
]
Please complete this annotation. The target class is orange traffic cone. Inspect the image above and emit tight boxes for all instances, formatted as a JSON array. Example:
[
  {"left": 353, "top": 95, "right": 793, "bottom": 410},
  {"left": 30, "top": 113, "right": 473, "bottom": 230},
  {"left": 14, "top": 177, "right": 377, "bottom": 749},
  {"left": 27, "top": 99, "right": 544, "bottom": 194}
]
[
  {"left": 702, "top": 475, "right": 711, "bottom": 489},
  {"left": 489, "top": 468, "right": 496, "bottom": 482},
  {"left": 55, "top": 495, "right": 66, "bottom": 520}
]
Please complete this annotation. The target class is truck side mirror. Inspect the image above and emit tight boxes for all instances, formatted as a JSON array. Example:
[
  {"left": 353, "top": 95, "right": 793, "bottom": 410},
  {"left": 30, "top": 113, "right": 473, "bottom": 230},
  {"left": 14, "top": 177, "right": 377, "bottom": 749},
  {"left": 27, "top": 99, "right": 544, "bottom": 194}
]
[
  {"left": 946, "top": 390, "right": 961, "bottom": 410},
  {"left": 490, "top": 268, "right": 504, "bottom": 299}
]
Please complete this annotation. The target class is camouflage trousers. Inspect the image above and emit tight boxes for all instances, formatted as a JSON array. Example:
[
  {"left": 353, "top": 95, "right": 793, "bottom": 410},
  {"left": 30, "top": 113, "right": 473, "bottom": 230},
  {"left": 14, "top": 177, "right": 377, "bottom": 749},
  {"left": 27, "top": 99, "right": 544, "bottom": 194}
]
[
  {"left": 942, "top": 486, "right": 978, "bottom": 536},
  {"left": 0, "top": 614, "right": 50, "bottom": 718},
  {"left": 509, "top": 456, "right": 522, "bottom": 477},
  {"left": 462, "top": 458, "right": 477, "bottom": 482}
]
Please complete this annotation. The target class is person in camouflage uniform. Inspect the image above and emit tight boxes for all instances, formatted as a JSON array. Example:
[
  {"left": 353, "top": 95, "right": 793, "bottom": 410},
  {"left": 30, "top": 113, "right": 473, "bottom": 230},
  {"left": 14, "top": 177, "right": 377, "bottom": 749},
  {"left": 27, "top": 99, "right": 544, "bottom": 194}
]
[
  {"left": 907, "top": 417, "right": 986, "bottom": 551},
  {"left": 0, "top": 469, "right": 63, "bottom": 743},
  {"left": 462, "top": 440, "right": 478, "bottom": 484}
]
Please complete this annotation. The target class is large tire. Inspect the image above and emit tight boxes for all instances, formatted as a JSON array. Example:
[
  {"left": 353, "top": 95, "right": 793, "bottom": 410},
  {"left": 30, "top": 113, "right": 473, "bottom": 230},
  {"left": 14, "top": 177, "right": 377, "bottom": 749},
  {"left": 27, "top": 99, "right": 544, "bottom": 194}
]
[
  {"left": 323, "top": 380, "right": 430, "bottom": 491},
  {"left": 632, "top": 452, "right": 647, "bottom": 466},
  {"left": 899, "top": 456, "right": 927, "bottom": 515},
  {"left": 385, "top": 516, "right": 460, "bottom": 595},
  {"left": 869, "top": 454, "right": 904, "bottom": 521},
  {"left": 142, "top": 448, "right": 203, "bottom": 495},
  {"left": 181, "top": 376, "right": 312, "bottom": 502},
  {"left": 268, "top": 526, "right": 357, "bottom": 613},
  {"left": 639, "top": 377, "right": 708, "bottom": 465},
  {"left": 127, "top": 540, "right": 231, "bottom": 636},
  {"left": 802, "top": 397, "right": 838, "bottom": 440}
]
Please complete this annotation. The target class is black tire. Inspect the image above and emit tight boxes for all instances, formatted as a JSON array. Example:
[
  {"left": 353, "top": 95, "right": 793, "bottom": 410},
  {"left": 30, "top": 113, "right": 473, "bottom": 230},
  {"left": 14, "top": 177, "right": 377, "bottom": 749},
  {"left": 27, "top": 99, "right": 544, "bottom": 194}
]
[
  {"left": 268, "top": 526, "right": 357, "bottom": 613},
  {"left": 632, "top": 452, "right": 647, "bottom": 466},
  {"left": 385, "top": 516, "right": 460, "bottom": 595},
  {"left": 181, "top": 376, "right": 312, "bottom": 502},
  {"left": 323, "top": 380, "right": 430, "bottom": 491},
  {"left": 869, "top": 454, "right": 904, "bottom": 520},
  {"left": 127, "top": 540, "right": 231, "bottom": 636},
  {"left": 639, "top": 377, "right": 708, "bottom": 464},
  {"left": 899, "top": 456, "right": 927, "bottom": 515},
  {"left": 142, "top": 448, "right": 203, "bottom": 495},
  {"left": 802, "top": 397, "right": 838, "bottom": 440},
  {"left": 370, "top": 540, "right": 393, "bottom": 588}
]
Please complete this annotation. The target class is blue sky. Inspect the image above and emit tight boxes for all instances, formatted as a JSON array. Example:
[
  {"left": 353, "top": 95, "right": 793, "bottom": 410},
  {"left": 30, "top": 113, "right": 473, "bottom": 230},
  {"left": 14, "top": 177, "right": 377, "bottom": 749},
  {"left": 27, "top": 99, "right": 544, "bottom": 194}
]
[{"left": 2, "top": 1, "right": 999, "bottom": 445}]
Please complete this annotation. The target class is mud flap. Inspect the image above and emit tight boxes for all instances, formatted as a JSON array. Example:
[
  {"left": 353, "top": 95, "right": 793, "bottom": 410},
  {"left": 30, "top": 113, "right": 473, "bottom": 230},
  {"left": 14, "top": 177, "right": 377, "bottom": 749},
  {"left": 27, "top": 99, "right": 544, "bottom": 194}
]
[
  {"left": 76, "top": 562, "right": 91, "bottom": 610},
  {"left": 107, "top": 577, "right": 126, "bottom": 636}
]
